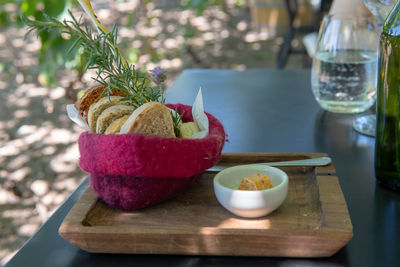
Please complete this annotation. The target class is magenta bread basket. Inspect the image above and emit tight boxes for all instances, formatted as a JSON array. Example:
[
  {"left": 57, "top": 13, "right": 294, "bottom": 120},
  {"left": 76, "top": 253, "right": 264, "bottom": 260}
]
[{"left": 78, "top": 103, "right": 225, "bottom": 210}]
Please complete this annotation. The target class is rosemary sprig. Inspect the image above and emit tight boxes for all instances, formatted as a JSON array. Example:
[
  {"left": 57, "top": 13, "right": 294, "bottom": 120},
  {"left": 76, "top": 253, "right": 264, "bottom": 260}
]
[
  {"left": 170, "top": 108, "right": 184, "bottom": 137},
  {"left": 22, "top": 10, "right": 163, "bottom": 109}
]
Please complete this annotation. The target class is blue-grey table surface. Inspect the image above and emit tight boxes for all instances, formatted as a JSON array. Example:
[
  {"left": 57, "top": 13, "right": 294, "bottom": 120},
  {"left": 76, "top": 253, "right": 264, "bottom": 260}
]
[{"left": 5, "top": 69, "right": 400, "bottom": 267}]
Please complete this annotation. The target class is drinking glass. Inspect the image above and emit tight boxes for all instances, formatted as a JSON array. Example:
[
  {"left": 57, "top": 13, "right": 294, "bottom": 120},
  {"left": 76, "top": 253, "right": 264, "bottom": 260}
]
[
  {"left": 364, "top": 0, "right": 396, "bottom": 26},
  {"left": 311, "top": 14, "right": 379, "bottom": 114},
  {"left": 352, "top": 0, "right": 396, "bottom": 136}
]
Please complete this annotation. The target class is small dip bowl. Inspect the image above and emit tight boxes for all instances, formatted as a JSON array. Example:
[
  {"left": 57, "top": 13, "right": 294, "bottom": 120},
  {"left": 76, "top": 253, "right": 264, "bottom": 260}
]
[{"left": 213, "top": 164, "right": 289, "bottom": 218}]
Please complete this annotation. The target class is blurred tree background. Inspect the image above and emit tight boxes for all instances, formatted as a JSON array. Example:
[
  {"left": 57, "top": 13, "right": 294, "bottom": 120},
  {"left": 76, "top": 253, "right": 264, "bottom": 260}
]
[
  {"left": 1, "top": 0, "right": 82, "bottom": 86},
  {"left": 0, "top": 0, "right": 246, "bottom": 88}
]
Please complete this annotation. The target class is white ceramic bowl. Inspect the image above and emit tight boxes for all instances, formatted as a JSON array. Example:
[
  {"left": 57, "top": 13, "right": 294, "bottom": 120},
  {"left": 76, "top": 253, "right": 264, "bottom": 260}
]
[{"left": 213, "top": 164, "right": 289, "bottom": 218}]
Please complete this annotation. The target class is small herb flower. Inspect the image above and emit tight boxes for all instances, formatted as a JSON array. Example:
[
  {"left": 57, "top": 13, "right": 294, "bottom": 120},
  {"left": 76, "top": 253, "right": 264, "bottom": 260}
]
[{"left": 149, "top": 67, "right": 166, "bottom": 86}]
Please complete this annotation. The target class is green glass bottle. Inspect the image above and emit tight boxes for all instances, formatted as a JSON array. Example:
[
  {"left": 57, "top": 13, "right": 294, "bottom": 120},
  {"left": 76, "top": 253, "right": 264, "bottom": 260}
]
[{"left": 375, "top": 1, "right": 400, "bottom": 191}]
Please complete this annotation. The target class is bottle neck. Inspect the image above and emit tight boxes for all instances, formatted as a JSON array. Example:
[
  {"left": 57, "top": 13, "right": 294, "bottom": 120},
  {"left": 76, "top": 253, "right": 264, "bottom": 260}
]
[{"left": 383, "top": 1, "right": 400, "bottom": 36}]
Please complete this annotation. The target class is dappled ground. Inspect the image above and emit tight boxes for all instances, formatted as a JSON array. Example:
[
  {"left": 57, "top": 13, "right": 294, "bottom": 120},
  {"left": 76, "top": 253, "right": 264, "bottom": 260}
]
[{"left": 0, "top": 0, "right": 310, "bottom": 265}]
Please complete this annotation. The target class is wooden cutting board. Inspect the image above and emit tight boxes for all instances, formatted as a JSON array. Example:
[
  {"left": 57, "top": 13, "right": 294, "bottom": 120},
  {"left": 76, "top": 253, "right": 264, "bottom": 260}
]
[{"left": 59, "top": 153, "right": 353, "bottom": 257}]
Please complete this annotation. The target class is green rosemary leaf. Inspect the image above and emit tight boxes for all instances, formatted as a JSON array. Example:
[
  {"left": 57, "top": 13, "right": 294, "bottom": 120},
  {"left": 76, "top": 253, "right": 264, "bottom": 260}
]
[
  {"left": 67, "top": 37, "right": 81, "bottom": 55},
  {"left": 23, "top": 10, "right": 164, "bottom": 108},
  {"left": 170, "top": 108, "right": 184, "bottom": 137}
]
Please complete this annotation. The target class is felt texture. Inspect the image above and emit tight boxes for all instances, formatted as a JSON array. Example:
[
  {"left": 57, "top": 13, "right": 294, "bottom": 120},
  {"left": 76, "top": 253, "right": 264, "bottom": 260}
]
[
  {"left": 90, "top": 174, "right": 201, "bottom": 210},
  {"left": 78, "top": 103, "right": 225, "bottom": 210},
  {"left": 79, "top": 103, "right": 225, "bottom": 178}
]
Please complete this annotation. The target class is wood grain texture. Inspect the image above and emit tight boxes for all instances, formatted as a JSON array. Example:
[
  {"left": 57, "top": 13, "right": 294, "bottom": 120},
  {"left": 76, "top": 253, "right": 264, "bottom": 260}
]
[{"left": 59, "top": 153, "right": 352, "bottom": 257}]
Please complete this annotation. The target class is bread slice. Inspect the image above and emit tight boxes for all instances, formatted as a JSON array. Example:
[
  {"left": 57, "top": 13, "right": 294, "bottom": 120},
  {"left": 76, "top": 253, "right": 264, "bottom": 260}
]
[
  {"left": 179, "top": 122, "right": 200, "bottom": 138},
  {"left": 96, "top": 105, "right": 134, "bottom": 134},
  {"left": 104, "top": 114, "right": 130, "bottom": 134},
  {"left": 88, "top": 96, "right": 128, "bottom": 132},
  {"left": 75, "top": 85, "right": 126, "bottom": 122},
  {"left": 120, "top": 102, "right": 175, "bottom": 138}
]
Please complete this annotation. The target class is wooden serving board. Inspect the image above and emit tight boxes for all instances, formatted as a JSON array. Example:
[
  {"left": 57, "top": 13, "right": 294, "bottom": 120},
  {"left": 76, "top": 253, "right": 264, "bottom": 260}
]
[{"left": 59, "top": 153, "right": 353, "bottom": 257}]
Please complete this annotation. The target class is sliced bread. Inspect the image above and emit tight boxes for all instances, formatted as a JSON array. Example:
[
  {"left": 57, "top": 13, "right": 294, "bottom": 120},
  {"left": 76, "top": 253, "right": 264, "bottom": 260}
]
[
  {"left": 96, "top": 105, "right": 134, "bottom": 134},
  {"left": 104, "top": 114, "right": 130, "bottom": 134},
  {"left": 178, "top": 122, "right": 200, "bottom": 138},
  {"left": 75, "top": 86, "right": 126, "bottom": 122},
  {"left": 120, "top": 102, "right": 175, "bottom": 138},
  {"left": 88, "top": 96, "right": 128, "bottom": 132}
]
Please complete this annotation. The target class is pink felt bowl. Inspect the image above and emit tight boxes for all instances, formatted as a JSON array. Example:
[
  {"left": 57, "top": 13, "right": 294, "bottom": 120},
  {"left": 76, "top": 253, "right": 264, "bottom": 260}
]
[{"left": 78, "top": 103, "right": 225, "bottom": 210}]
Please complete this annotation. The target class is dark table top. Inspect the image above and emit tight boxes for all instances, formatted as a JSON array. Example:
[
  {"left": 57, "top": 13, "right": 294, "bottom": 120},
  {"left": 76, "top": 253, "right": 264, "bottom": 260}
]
[{"left": 5, "top": 69, "right": 400, "bottom": 267}]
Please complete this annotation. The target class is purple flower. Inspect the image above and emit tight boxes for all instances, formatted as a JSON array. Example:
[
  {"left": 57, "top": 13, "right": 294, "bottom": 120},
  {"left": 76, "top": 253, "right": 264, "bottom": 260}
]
[{"left": 149, "top": 66, "right": 166, "bottom": 85}]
